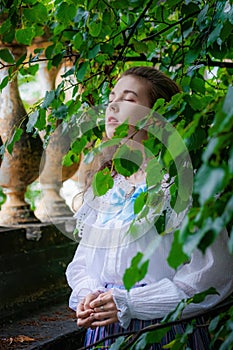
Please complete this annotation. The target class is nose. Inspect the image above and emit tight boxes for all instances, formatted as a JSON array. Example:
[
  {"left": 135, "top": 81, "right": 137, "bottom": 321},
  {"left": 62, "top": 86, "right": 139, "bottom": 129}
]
[{"left": 108, "top": 101, "right": 119, "bottom": 112}]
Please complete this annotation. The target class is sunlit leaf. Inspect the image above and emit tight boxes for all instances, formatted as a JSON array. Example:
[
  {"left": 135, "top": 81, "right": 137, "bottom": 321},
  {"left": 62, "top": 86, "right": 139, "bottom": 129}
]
[
  {"left": 23, "top": 3, "right": 48, "bottom": 23},
  {"left": 92, "top": 167, "right": 114, "bottom": 196},
  {"left": 15, "top": 27, "right": 35, "bottom": 45},
  {"left": 56, "top": 3, "right": 76, "bottom": 23}
]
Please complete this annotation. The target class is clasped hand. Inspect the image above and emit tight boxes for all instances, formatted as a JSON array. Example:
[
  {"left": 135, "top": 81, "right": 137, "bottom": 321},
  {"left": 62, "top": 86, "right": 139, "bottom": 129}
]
[{"left": 76, "top": 290, "right": 119, "bottom": 329}]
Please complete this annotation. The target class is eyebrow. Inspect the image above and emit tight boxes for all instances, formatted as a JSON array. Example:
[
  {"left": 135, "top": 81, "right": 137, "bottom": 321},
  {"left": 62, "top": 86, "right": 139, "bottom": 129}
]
[{"left": 110, "top": 89, "right": 138, "bottom": 97}]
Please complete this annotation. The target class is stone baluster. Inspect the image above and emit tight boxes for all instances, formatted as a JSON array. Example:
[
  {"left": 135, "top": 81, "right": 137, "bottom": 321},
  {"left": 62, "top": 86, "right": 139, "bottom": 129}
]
[
  {"left": 0, "top": 44, "right": 43, "bottom": 225},
  {"left": 34, "top": 61, "right": 79, "bottom": 222}
]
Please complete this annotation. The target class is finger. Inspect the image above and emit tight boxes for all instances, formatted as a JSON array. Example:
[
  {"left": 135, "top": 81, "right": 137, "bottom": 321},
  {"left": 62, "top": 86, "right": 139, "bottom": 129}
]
[
  {"left": 76, "top": 301, "right": 85, "bottom": 317},
  {"left": 90, "top": 296, "right": 104, "bottom": 309},
  {"left": 84, "top": 292, "right": 100, "bottom": 310},
  {"left": 93, "top": 310, "right": 117, "bottom": 321},
  {"left": 76, "top": 309, "right": 92, "bottom": 319},
  {"left": 94, "top": 301, "right": 119, "bottom": 314},
  {"left": 77, "top": 313, "right": 95, "bottom": 328},
  {"left": 90, "top": 290, "right": 114, "bottom": 309}
]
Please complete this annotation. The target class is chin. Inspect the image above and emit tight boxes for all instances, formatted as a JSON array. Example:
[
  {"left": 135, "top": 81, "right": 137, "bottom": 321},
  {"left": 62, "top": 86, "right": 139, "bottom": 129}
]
[{"left": 105, "top": 127, "right": 116, "bottom": 139}]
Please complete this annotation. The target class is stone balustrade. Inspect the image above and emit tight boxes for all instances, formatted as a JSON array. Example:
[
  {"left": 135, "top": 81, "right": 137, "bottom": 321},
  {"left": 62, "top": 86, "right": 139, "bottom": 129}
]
[{"left": 0, "top": 41, "right": 80, "bottom": 226}]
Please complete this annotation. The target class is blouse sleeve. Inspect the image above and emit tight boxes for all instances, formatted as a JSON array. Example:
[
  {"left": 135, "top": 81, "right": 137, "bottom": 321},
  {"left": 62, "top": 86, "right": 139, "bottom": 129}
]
[
  {"left": 112, "top": 229, "right": 233, "bottom": 329},
  {"left": 65, "top": 244, "right": 106, "bottom": 311}
]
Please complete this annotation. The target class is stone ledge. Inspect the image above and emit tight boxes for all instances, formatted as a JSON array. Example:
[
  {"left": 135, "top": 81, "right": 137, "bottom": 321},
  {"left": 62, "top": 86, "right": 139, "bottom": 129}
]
[
  {"left": 0, "top": 223, "right": 78, "bottom": 324},
  {"left": 0, "top": 303, "right": 85, "bottom": 350}
]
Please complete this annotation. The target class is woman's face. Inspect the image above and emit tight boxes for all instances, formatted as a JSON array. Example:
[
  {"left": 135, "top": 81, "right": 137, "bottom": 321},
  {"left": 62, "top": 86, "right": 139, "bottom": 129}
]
[{"left": 105, "top": 75, "right": 151, "bottom": 139}]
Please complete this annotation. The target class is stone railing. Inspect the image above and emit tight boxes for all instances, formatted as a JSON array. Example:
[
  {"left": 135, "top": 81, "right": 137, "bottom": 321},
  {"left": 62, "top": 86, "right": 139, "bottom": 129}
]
[{"left": 0, "top": 41, "right": 80, "bottom": 227}]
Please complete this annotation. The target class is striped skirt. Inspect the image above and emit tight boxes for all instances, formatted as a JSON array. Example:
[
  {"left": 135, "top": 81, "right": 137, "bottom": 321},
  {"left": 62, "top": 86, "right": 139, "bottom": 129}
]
[{"left": 84, "top": 315, "right": 210, "bottom": 349}]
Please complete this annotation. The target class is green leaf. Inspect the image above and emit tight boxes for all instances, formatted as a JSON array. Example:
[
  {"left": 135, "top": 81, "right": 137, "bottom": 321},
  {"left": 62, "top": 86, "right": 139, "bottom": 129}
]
[
  {"left": 92, "top": 167, "right": 114, "bottom": 196},
  {"left": 194, "top": 165, "right": 227, "bottom": 205},
  {"left": 76, "top": 61, "right": 89, "bottom": 82},
  {"left": 135, "top": 327, "right": 171, "bottom": 349},
  {"left": 163, "top": 324, "right": 194, "bottom": 349},
  {"left": 71, "top": 137, "right": 88, "bottom": 155},
  {"left": 0, "top": 76, "right": 9, "bottom": 91},
  {"left": 0, "top": 18, "right": 12, "bottom": 35},
  {"left": 56, "top": 3, "right": 76, "bottom": 23},
  {"left": 113, "top": 121, "right": 129, "bottom": 139},
  {"left": 61, "top": 66, "right": 75, "bottom": 78},
  {"left": 190, "top": 77, "right": 206, "bottom": 94},
  {"left": 52, "top": 53, "right": 64, "bottom": 68},
  {"left": 133, "top": 40, "right": 148, "bottom": 54},
  {"left": 35, "top": 108, "right": 46, "bottom": 130},
  {"left": 123, "top": 252, "right": 149, "bottom": 291},
  {"left": 154, "top": 210, "right": 166, "bottom": 234},
  {"left": 207, "top": 24, "right": 223, "bottom": 47},
  {"left": 167, "top": 230, "right": 190, "bottom": 269},
  {"left": 134, "top": 191, "right": 147, "bottom": 214},
  {"left": 143, "top": 137, "right": 161, "bottom": 158},
  {"left": 218, "top": 330, "right": 233, "bottom": 350},
  {"left": 146, "top": 158, "right": 163, "bottom": 188},
  {"left": 52, "top": 104, "right": 68, "bottom": 119},
  {"left": 7, "top": 128, "right": 23, "bottom": 154},
  {"left": 62, "top": 150, "right": 80, "bottom": 167},
  {"left": 26, "top": 111, "right": 39, "bottom": 132},
  {"left": 113, "top": 144, "right": 143, "bottom": 177},
  {"left": 20, "top": 63, "right": 39, "bottom": 76},
  {"left": 209, "top": 315, "right": 221, "bottom": 333},
  {"left": 23, "top": 3, "right": 48, "bottom": 23},
  {"left": 190, "top": 287, "right": 218, "bottom": 304},
  {"left": 88, "top": 44, "right": 100, "bottom": 59},
  {"left": 42, "top": 90, "right": 55, "bottom": 109},
  {"left": 73, "top": 33, "right": 83, "bottom": 50},
  {"left": 0, "top": 48, "right": 14, "bottom": 64},
  {"left": 15, "top": 27, "right": 35, "bottom": 45},
  {"left": 109, "top": 336, "right": 125, "bottom": 349},
  {"left": 162, "top": 299, "right": 187, "bottom": 323},
  {"left": 88, "top": 17, "right": 102, "bottom": 37}
]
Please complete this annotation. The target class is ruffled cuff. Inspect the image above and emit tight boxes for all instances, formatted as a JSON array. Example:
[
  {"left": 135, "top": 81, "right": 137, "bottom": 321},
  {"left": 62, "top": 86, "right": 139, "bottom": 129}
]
[{"left": 112, "top": 288, "right": 131, "bottom": 329}]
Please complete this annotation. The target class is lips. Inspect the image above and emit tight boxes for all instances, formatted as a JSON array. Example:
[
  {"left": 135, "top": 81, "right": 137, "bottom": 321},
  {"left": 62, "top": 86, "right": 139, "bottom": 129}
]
[{"left": 107, "top": 116, "right": 119, "bottom": 124}]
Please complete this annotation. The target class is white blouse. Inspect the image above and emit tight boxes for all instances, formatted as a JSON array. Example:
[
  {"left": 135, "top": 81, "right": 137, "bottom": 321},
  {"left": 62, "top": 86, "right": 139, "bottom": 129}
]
[{"left": 66, "top": 174, "right": 233, "bottom": 329}]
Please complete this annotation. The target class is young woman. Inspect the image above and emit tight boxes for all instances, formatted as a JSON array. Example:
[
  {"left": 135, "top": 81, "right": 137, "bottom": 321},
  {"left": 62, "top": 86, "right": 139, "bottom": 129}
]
[{"left": 66, "top": 66, "right": 233, "bottom": 349}]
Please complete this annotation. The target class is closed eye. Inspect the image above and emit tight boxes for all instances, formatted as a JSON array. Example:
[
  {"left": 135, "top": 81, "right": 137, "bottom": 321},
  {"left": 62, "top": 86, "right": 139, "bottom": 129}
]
[{"left": 124, "top": 99, "right": 136, "bottom": 102}]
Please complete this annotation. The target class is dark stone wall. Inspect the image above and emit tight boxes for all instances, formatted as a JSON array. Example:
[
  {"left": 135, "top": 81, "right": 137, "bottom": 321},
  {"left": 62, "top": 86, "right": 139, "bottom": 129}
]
[{"left": 0, "top": 223, "right": 78, "bottom": 322}]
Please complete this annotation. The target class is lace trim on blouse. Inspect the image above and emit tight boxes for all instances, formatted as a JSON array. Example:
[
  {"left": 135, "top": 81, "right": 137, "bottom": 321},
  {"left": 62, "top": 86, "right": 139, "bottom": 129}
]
[{"left": 73, "top": 174, "right": 188, "bottom": 248}]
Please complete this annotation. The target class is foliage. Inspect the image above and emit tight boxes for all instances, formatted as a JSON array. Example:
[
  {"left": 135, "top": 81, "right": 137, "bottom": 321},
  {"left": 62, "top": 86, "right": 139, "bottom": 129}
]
[{"left": 0, "top": 0, "right": 233, "bottom": 348}]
